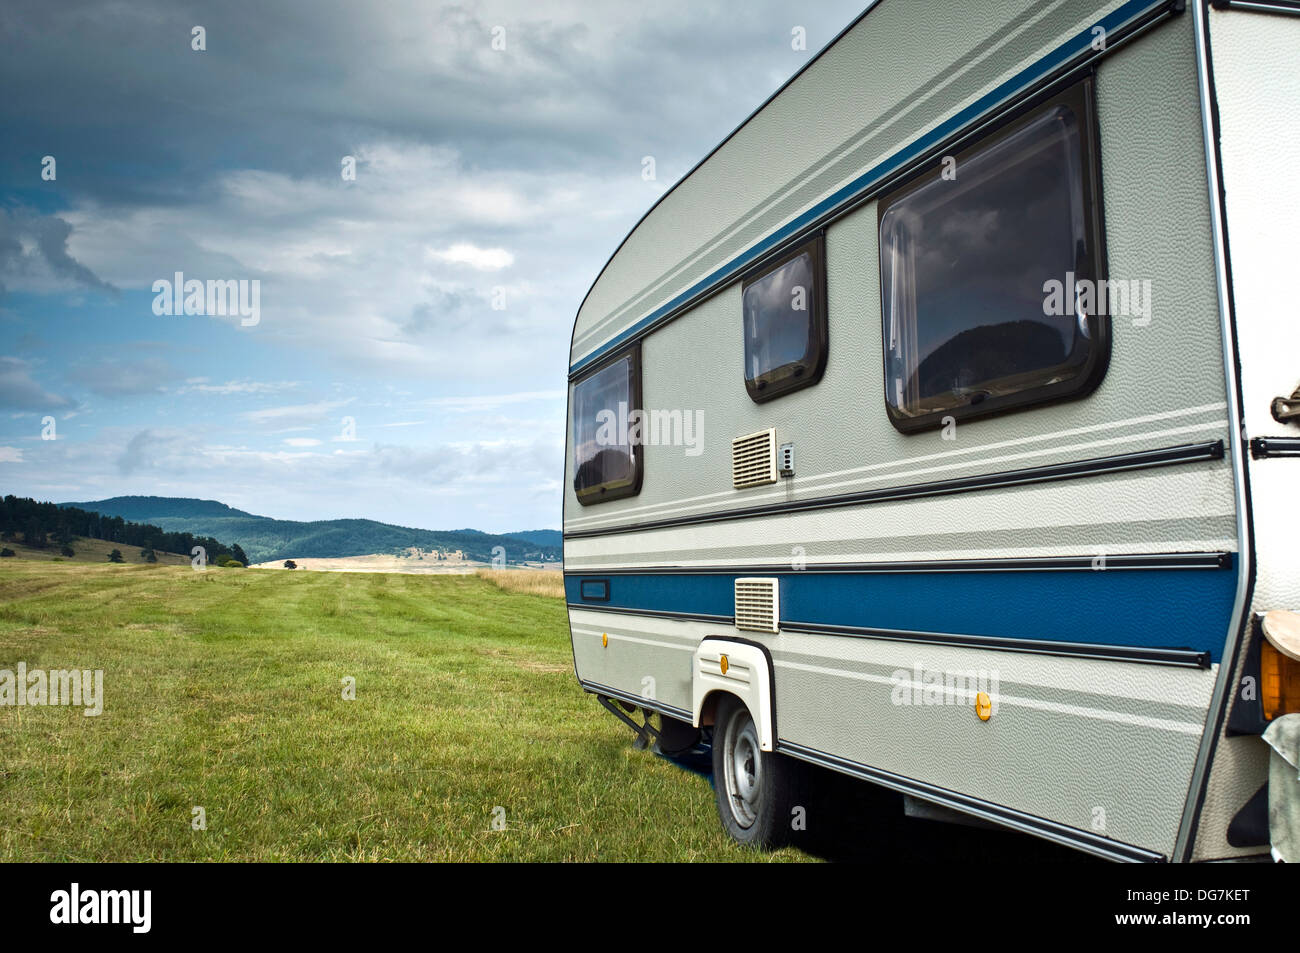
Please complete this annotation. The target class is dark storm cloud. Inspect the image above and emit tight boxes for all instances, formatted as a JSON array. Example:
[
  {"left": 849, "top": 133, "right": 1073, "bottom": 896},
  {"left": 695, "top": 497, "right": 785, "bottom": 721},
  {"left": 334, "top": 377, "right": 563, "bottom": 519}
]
[
  {"left": 0, "top": 0, "right": 868, "bottom": 530},
  {"left": 0, "top": 0, "right": 865, "bottom": 204}
]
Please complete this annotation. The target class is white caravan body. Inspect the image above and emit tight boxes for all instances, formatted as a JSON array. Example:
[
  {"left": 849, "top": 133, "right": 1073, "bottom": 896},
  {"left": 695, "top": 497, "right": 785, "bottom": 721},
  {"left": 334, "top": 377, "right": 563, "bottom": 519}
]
[{"left": 564, "top": 0, "right": 1300, "bottom": 861}]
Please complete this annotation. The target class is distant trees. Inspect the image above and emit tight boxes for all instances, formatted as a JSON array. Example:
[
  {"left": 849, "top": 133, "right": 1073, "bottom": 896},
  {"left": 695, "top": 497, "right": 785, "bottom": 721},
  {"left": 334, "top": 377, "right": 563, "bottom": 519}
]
[
  {"left": 23, "top": 517, "right": 47, "bottom": 549},
  {"left": 107, "top": 549, "right": 124, "bottom": 563},
  {"left": 0, "top": 495, "right": 242, "bottom": 565}
]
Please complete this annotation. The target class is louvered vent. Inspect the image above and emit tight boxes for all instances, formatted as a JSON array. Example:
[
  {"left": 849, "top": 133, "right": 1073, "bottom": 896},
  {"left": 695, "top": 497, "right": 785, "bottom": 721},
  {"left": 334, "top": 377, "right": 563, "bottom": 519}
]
[
  {"left": 734, "top": 577, "right": 780, "bottom": 634},
  {"left": 732, "top": 428, "right": 777, "bottom": 489}
]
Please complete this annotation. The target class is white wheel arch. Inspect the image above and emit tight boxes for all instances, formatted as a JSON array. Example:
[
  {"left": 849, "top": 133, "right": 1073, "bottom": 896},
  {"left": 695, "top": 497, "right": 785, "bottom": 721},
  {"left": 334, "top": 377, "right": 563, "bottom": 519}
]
[{"left": 692, "top": 639, "right": 775, "bottom": 751}]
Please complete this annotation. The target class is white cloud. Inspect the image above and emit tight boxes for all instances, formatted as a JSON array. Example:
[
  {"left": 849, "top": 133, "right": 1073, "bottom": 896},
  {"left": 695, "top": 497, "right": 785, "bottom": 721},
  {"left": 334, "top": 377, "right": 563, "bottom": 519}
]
[
  {"left": 178, "top": 379, "right": 303, "bottom": 396},
  {"left": 0, "top": 357, "right": 77, "bottom": 412},
  {"left": 242, "top": 399, "right": 353, "bottom": 428},
  {"left": 427, "top": 243, "right": 515, "bottom": 271},
  {"left": 59, "top": 139, "right": 644, "bottom": 384}
]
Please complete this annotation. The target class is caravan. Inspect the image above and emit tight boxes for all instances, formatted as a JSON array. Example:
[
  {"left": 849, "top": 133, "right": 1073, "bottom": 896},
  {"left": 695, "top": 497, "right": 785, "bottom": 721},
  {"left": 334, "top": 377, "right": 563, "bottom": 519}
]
[{"left": 564, "top": 0, "right": 1300, "bottom": 861}]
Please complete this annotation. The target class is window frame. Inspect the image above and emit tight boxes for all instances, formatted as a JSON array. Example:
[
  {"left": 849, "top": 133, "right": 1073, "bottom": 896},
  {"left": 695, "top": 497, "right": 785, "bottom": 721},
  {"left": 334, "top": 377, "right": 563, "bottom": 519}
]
[
  {"left": 570, "top": 340, "right": 644, "bottom": 506},
  {"left": 739, "top": 232, "right": 829, "bottom": 403},
  {"left": 875, "top": 76, "right": 1110, "bottom": 434}
]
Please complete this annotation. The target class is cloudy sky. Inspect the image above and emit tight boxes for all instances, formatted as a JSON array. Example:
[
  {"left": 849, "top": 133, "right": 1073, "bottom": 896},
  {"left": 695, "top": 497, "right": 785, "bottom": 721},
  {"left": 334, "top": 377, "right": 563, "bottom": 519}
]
[{"left": 0, "top": 0, "right": 864, "bottom": 533}]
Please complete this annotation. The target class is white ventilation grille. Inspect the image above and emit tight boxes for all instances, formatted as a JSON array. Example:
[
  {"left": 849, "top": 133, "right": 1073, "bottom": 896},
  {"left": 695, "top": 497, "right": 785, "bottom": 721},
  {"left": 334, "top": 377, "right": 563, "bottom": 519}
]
[
  {"left": 734, "top": 577, "right": 780, "bottom": 634},
  {"left": 732, "top": 428, "right": 777, "bottom": 489}
]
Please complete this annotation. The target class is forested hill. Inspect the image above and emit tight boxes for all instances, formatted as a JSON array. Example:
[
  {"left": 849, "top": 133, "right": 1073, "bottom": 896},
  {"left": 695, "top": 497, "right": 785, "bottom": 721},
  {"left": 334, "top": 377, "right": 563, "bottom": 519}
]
[{"left": 3, "top": 495, "right": 246, "bottom": 565}]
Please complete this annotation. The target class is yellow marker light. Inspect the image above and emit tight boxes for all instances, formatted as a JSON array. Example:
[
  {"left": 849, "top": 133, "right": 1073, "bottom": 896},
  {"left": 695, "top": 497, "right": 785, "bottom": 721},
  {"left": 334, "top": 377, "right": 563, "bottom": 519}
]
[
  {"left": 1261, "top": 610, "right": 1300, "bottom": 720},
  {"left": 719, "top": 654, "right": 729, "bottom": 675},
  {"left": 975, "top": 691, "right": 992, "bottom": 721},
  {"left": 601, "top": 632, "right": 608, "bottom": 648}
]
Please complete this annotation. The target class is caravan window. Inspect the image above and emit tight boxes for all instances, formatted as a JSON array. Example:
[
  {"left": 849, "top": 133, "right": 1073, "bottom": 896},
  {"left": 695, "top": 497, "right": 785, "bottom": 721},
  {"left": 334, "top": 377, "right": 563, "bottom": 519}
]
[
  {"left": 877, "top": 78, "right": 1108, "bottom": 433},
  {"left": 571, "top": 344, "right": 643, "bottom": 504},
  {"left": 741, "top": 235, "right": 828, "bottom": 402}
]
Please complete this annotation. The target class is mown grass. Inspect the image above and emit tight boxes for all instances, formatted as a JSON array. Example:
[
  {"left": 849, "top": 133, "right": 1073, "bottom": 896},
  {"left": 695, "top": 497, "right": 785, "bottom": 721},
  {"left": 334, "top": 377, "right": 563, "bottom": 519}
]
[{"left": 0, "top": 561, "right": 809, "bottom": 862}]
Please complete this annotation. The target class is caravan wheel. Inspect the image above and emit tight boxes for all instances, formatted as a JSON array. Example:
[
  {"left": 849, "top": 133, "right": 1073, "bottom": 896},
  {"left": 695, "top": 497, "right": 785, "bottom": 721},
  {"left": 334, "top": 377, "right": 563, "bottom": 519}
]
[{"left": 712, "top": 696, "right": 803, "bottom": 848}]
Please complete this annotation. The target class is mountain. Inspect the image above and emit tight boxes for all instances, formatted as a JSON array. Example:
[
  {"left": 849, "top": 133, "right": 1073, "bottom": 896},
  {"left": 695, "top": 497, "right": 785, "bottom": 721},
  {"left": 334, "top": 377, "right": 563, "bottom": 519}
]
[
  {"left": 59, "top": 496, "right": 561, "bottom": 565},
  {"left": 504, "top": 529, "right": 562, "bottom": 548}
]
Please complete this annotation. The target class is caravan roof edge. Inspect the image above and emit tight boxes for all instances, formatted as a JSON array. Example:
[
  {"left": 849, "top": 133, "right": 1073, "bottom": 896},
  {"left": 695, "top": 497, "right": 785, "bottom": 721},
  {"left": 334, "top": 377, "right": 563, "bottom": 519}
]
[
  {"left": 565, "top": 0, "right": 886, "bottom": 367},
  {"left": 567, "top": 0, "right": 1186, "bottom": 378}
]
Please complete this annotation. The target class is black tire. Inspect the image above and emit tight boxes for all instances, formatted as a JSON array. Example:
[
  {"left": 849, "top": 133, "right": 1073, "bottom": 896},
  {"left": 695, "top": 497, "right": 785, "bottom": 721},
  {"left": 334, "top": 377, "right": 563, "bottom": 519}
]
[{"left": 712, "top": 696, "right": 806, "bottom": 848}]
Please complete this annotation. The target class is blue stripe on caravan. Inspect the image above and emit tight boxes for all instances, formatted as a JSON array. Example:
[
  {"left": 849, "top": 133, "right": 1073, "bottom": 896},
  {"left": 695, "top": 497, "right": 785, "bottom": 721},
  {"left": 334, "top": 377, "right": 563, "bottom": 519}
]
[
  {"left": 565, "top": 559, "right": 1238, "bottom": 662},
  {"left": 569, "top": 0, "right": 1171, "bottom": 377}
]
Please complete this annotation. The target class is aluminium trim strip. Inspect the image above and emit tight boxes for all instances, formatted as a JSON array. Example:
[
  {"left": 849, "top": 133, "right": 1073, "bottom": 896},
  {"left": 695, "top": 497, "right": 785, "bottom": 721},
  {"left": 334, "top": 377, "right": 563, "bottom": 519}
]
[
  {"left": 1173, "top": 0, "right": 1257, "bottom": 862},
  {"left": 1249, "top": 436, "right": 1300, "bottom": 458},
  {"left": 563, "top": 551, "right": 1231, "bottom": 575},
  {"left": 778, "top": 621, "right": 1211, "bottom": 669},
  {"left": 1210, "top": 0, "right": 1300, "bottom": 14},
  {"left": 562, "top": 440, "right": 1224, "bottom": 540}
]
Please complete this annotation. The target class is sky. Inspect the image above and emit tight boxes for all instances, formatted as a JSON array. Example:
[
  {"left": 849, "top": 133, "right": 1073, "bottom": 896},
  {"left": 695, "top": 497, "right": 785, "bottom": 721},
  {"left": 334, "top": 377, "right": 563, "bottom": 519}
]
[{"left": 0, "top": 0, "right": 866, "bottom": 533}]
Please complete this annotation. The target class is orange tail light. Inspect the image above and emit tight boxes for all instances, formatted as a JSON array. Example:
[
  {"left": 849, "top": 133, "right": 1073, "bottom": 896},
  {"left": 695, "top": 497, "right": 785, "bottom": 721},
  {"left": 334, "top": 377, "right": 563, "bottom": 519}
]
[{"left": 1260, "top": 610, "right": 1300, "bottom": 720}]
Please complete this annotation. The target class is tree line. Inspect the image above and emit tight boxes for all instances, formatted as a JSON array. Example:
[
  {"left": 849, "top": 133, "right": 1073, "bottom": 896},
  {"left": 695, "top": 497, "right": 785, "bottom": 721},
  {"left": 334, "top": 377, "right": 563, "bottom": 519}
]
[{"left": 0, "top": 495, "right": 248, "bottom": 565}]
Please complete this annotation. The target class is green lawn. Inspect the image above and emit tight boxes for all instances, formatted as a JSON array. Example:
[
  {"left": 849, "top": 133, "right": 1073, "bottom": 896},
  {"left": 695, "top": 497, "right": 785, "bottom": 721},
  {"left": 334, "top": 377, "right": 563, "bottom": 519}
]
[{"left": 0, "top": 561, "right": 809, "bottom": 861}]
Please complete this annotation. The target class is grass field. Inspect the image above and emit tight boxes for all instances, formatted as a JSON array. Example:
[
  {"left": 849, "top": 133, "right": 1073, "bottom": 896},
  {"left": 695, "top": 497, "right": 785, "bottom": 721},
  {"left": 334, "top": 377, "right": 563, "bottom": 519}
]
[{"left": 0, "top": 560, "right": 809, "bottom": 862}]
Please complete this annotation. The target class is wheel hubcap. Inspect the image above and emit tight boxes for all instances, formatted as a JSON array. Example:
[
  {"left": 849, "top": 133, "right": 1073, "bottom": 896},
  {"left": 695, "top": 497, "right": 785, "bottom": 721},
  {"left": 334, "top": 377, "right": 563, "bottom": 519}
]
[{"left": 723, "top": 710, "right": 762, "bottom": 828}]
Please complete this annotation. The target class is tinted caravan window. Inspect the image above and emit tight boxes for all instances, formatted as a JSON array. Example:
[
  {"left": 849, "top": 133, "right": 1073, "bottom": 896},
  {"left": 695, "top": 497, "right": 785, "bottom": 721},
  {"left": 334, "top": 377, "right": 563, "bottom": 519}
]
[
  {"left": 878, "top": 79, "right": 1108, "bottom": 432},
  {"left": 741, "top": 235, "right": 827, "bottom": 402},
  {"left": 572, "top": 345, "right": 642, "bottom": 504}
]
